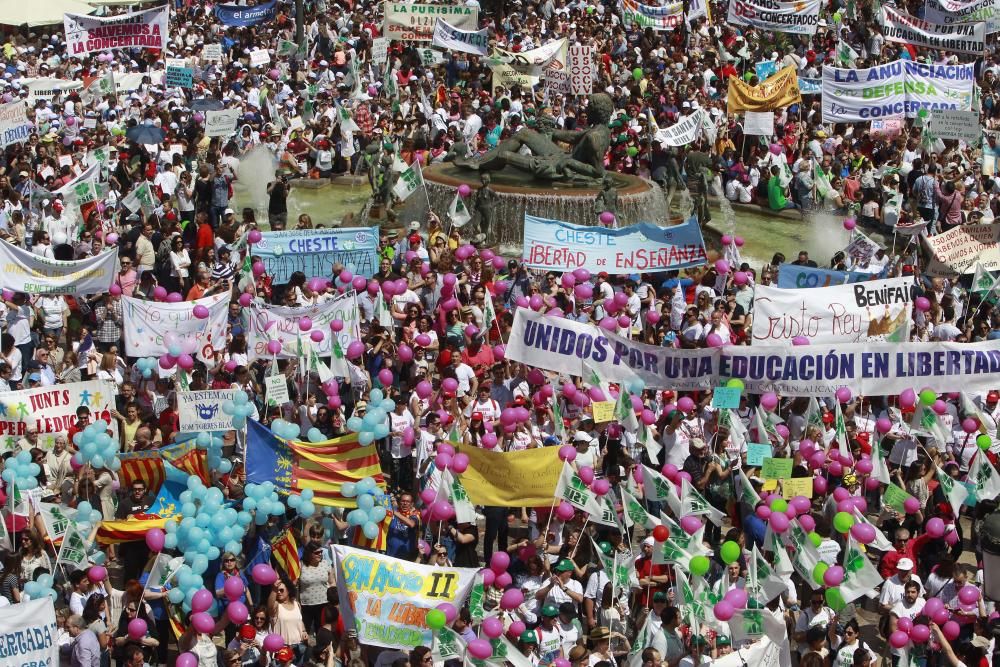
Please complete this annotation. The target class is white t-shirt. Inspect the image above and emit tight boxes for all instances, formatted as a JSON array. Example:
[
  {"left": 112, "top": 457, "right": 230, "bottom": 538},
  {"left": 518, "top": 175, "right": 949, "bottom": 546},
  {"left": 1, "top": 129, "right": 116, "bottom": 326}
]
[
  {"left": 453, "top": 363, "right": 476, "bottom": 396},
  {"left": 388, "top": 409, "right": 415, "bottom": 459},
  {"left": 879, "top": 574, "right": 923, "bottom": 608},
  {"left": 36, "top": 296, "right": 67, "bottom": 330},
  {"left": 544, "top": 579, "right": 583, "bottom": 611}
]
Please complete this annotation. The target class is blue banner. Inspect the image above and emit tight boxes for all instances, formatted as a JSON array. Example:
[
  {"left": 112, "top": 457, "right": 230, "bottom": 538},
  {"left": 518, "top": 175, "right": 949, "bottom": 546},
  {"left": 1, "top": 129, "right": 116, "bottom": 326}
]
[
  {"left": 798, "top": 77, "right": 821, "bottom": 95},
  {"left": 522, "top": 215, "right": 707, "bottom": 274},
  {"left": 776, "top": 264, "right": 879, "bottom": 289},
  {"left": 255, "top": 227, "right": 380, "bottom": 283},
  {"left": 214, "top": 0, "right": 277, "bottom": 27}
]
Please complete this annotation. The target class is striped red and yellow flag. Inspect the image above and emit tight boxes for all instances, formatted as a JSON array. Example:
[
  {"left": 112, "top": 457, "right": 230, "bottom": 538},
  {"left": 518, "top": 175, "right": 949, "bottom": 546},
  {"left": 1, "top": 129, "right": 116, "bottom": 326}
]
[
  {"left": 96, "top": 516, "right": 177, "bottom": 545},
  {"left": 160, "top": 441, "right": 211, "bottom": 486},
  {"left": 290, "top": 436, "right": 385, "bottom": 507},
  {"left": 118, "top": 450, "right": 165, "bottom": 495},
  {"left": 271, "top": 529, "right": 301, "bottom": 583}
]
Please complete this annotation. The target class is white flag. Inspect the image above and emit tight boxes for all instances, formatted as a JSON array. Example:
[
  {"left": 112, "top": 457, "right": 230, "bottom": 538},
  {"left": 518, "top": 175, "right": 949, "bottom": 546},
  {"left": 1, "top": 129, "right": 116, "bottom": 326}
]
[
  {"left": 448, "top": 192, "right": 472, "bottom": 227},
  {"left": 839, "top": 536, "right": 884, "bottom": 603},
  {"left": 392, "top": 161, "right": 424, "bottom": 202},
  {"left": 969, "top": 449, "right": 1000, "bottom": 502},
  {"left": 680, "top": 477, "right": 725, "bottom": 526},
  {"left": 935, "top": 464, "right": 969, "bottom": 518}
]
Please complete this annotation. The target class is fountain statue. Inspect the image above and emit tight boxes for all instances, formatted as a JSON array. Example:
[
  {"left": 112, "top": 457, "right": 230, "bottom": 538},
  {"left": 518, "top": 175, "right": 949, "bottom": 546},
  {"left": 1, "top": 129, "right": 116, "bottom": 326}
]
[
  {"left": 471, "top": 173, "right": 499, "bottom": 245},
  {"left": 593, "top": 174, "right": 618, "bottom": 221}
]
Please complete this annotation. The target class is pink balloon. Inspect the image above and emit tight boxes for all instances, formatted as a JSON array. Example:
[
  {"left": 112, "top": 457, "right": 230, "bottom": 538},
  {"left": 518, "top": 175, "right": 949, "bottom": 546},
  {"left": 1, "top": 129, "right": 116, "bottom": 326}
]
[
  {"left": 903, "top": 497, "right": 921, "bottom": 514},
  {"left": 680, "top": 516, "right": 702, "bottom": 534},
  {"left": 262, "top": 633, "right": 285, "bottom": 652},
  {"left": 958, "top": 585, "right": 980, "bottom": 605},
  {"left": 248, "top": 229, "right": 262, "bottom": 244},
  {"left": 490, "top": 551, "right": 511, "bottom": 573},
  {"left": 942, "top": 621, "right": 961, "bottom": 641},
  {"left": 706, "top": 333, "right": 724, "bottom": 348},
  {"left": 889, "top": 631, "right": 910, "bottom": 649},
  {"left": 251, "top": 564, "right": 277, "bottom": 586},
  {"left": 714, "top": 600, "right": 735, "bottom": 621},
  {"left": 769, "top": 512, "right": 790, "bottom": 533},
  {"left": 227, "top": 601, "right": 249, "bottom": 624},
  {"left": 798, "top": 514, "right": 816, "bottom": 532},
  {"left": 715, "top": 259, "right": 730, "bottom": 274},
  {"left": 500, "top": 588, "right": 524, "bottom": 610},
  {"left": 910, "top": 624, "right": 930, "bottom": 644},
  {"left": 192, "top": 589, "right": 214, "bottom": 613},
  {"left": 482, "top": 616, "right": 504, "bottom": 638},
  {"left": 926, "top": 517, "right": 945, "bottom": 537},
  {"left": 898, "top": 617, "right": 914, "bottom": 633},
  {"left": 876, "top": 417, "right": 893, "bottom": 434},
  {"left": 223, "top": 576, "right": 245, "bottom": 602},
  {"left": 145, "top": 528, "right": 165, "bottom": 552},
  {"left": 843, "top": 218, "right": 857, "bottom": 231},
  {"left": 238, "top": 293, "right": 253, "bottom": 307},
  {"left": 556, "top": 501, "right": 575, "bottom": 521},
  {"left": 677, "top": 396, "right": 695, "bottom": 413},
  {"left": 469, "top": 639, "right": 493, "bottom": 660},
  {"left": 437, "top": 602, "right": 458, "bottom": 623},
  {"left": 87, "top": 566, "right": 107, "bottom": 582},
  {"left": 592, "top": 478, "right": 610, "bottom": 496},
  {"left": 127, "top": 618, "right": 147, "bottom": 640},
  {"left": 176, "top": 653, "right": 199, "bottom": 667},
  {"left": 823, "top": 565, "right": 845, "bottom": 587},
  {"left": 760, "top": 392, "right": 778, "bottom": 411},
  {"left": 836, "top": 387, "right": 852, "bottom": 403},
  {"left": 792, "top": 335, "right": 810, "bottom": 346},
  {"left": 191, "top": 612, "right": 215, "bottom": 634},
  {"left": 851, "top": 522, "right": 876, "bottom": 544}
]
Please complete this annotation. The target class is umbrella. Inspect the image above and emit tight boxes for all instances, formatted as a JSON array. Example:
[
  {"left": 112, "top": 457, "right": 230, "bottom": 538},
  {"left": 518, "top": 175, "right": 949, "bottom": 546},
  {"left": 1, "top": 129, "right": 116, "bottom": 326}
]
[
  {"left": 125, "top": 125, "right": 166, "bottom": 144},
  {"left": 191, "top": 98, "right": 224, "bottom": 111}
]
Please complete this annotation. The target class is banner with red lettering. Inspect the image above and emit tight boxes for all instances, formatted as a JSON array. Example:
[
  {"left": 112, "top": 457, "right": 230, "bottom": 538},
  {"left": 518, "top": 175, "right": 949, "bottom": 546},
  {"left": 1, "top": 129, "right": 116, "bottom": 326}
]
[
  {"left": 522, "top": 214, "right": 706, "bottom": 274},
  {"left": 64, "top": 6, "right": 168, "bottom": 57},
  {"left": 0, "top": 380, "right": 117, "bottom": 449}
]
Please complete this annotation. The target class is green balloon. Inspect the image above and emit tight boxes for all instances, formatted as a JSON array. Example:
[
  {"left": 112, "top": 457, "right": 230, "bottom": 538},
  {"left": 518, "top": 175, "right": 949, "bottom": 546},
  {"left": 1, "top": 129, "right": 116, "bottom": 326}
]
[
  {"left": 919, "top": 389, "right": 937, "bottom": 405},
  {"left": 633, "top": 67, "right": 644, "bottom": 81},
  {"left": 770, "top": 498, "right": 788, "bottom": 513},
  {"left": 720, "top": 541, "right": 741, "bottom": 564},
  {"left": 978, "top": 434, "right": 992, "bottom": 450},
  {"left": 627, "top": 146, "right": 639, "bottom": 157},
  {"left": 812, "top": 562, "right": 829, "bottom": 586},
  {"left": 825, "top": 586, "right": 846, "bottom": 611},
  {"left": 425, "top": 609, "right": 447, "bottom": 631},
  {"left": 833, "top": 511, "right": 855, "bottom": 534},
  {"left": 808, "top": 532, "right": 822, "bottom": 547},
  {"left": 690, "top": 555, "right": 710, "bottom": 577},
  {"left": 727, "top": 378, "right": 745, "bottom": 390}
]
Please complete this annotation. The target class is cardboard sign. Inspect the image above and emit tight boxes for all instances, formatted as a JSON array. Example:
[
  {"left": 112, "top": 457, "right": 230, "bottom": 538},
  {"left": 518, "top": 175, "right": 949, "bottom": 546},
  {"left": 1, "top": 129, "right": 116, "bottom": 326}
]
[
  {"left": 165, "top": 66, "right": 194, "bottom": 89},
  {"left": 202, "top": 44, "right": 223, "bottom": 61},
  {"left": 744, "top": 111, "right": 774, "bottom": 136},
  {"left": 761, "top": 457, "right": 793, "bottom": 479},
  {"left": 249, "top": 49, "right": 271, "bottom": 67},
  {"left": 265, "top": 374, "right": 290, "bottom": 407},
  {"left": 782, "top": 477, "right": 813, "bottom": 499},
  {"left": 712, "top": 386, "right": 743, "bottom": 409},
  {"left": 746, "top": 443, "right": 773, "bottom": 467},
  {"left": 883, "top": 482, "right": 914, "bottom": 514},
  {"left": 568, "top": 44, "right": 594, "bottom": 96},
  {"left": 931, "top": 109, "right": 981, "bottom": 143},
  {"left": 591, "top": 401, "right": 615, "bottom": 423}
]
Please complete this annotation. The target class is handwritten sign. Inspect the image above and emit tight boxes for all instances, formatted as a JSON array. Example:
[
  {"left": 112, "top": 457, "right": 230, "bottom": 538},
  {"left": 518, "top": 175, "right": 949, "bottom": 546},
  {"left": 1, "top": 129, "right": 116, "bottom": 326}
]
[
  {"left": 591, "top": 401, "right": 615, "bottom": 423},
  {"left": 165, "top": 66, "right": 193, "bottom": 89},
  {"left": 782, "top": 477, "right": 813, "bottom": 499},
  {"left": 712, "top": 386, "right": 742, "bottom": 409},
  {"left": 747, "top": 443, "right": 773, "bottom": 467},
  {"left": 761, "top": 457, "right": 793, "bottom": 480},
  {"left": 249, "top": 49, "right": 271, "bottom": 67},
  {"left": 265, "top": 374, "right": 290, "bottom": 407},
  {"left": 883, "top": 483, "right": 914, "bottom": 514},
  {"left": 202, "top": 44, "right": 222, "bottom": 61}
]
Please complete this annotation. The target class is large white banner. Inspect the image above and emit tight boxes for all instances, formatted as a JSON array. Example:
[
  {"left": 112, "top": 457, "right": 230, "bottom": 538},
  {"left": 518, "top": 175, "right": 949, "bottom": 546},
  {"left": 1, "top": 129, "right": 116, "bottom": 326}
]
[
  {"left": 122, "top": 292, "right": 229, "bottom": 362},
  {"left": 0, "top": 241, "right": 117, "bottom": 295},
  {"left": 383, "top": 3, "right": 478, "bottom": 42},
  {"left": 0, "top": 101, "right": 32, "bottom": 149},
  {"left": 506, "top": 308, "right": 1000, "bottom": 396},
  {"left": 751, "top": 277, "right": 915, "bottom": 344},
  {"left": 655, "top": 110, "right": 708, "bottom": 146},
  {"left": 822, "top": 60, "right": 974, "bottom": 123},
  {"left": 880, "top": 6, "right": 986, "bottom": 54},
  {"left": 64, "top": 6, "right": 169, "bottom": 57},
  {"left": 0, "top": 598, "right": 60, "bottom": 665},
  {"left": 490, "top": 38, "right": 567, "bottom": 72},
  {"left": 923, "top": 223, "right": 1000, "bottom": 275},
  {"left": 178, "top": 389, "right": 238, "bottom": 432},
  {"left": 24, "top": 73, "right": 145, "bottom": 103},
  {"left": 205, "top": 109, "right": 240, "bottom": 137},
  {"left": 925, "top": 0, "right": 1000, "bottom": 34},
  {"left": 334, "top": 545, "right": 477, "bottom": 649},
  {"left": 727, "top": 0, "right": 822, "bottom": 34},
  {"left": 431, "top": 19, "right": 488, "bottom": 55},
  {"left": 568, "top": 44, "right": 594, "bottom": 96},
  {"left": 246, "top": 292, "right": 360, "bottom": 361},
  {"left": 0, "top": 380, "right": 117, "bottom": 443}
]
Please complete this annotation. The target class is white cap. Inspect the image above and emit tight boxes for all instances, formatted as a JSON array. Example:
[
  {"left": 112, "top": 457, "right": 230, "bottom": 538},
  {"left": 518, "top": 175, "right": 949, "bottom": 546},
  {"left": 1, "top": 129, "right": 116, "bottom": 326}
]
[
  {"left": 408, "top": 221, "right": 420, "bottom": 231},
  {"left": 897, "top": 558, "right": 914, "bottom": 571}
]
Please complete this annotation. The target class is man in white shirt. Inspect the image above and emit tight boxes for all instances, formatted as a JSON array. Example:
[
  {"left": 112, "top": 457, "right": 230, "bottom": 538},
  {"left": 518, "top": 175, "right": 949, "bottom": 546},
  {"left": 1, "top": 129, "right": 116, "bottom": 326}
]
[
  {"left": 387, "top": 402, "right": 415, "bottom": 492},
  {"left": 536, "top": 559, "right": 584, "bottom": 613},
  {"left": 794, "top": 589, "right": 835, "bottom": 656},
  {"left": 448, "top": 352, "right": 477, "bottom": 397},
  {"left": 465, "top": 384, "right": 502, "bottom": 422},
  {"left": 880, "top": 558, "right": 923, "bottom": 613}
]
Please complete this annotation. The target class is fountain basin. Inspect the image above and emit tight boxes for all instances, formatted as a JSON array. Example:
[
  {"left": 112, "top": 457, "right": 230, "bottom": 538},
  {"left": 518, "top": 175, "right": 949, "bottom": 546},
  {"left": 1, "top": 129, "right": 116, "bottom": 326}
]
[{"left": 408, "top": 163, "right": 667, "bottom": 253}]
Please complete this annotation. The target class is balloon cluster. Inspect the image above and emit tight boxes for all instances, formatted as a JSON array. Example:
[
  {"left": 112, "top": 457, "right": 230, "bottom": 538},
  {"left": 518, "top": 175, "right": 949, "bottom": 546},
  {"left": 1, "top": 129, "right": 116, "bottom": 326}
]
[
  {"left": 222, "top": 391, "right": 255, "bottom": 429},
  {"left": 72, "top": 420, "right": 121, "bottom": 471},
  {"left": 754, "top": 495, "right": 814, "bottom": 535},
  {"left": 345, "top": 388, "right": 395, "bottom": 445},
  {"left": 72, "top": 500, "right": 104, "bottom": 532},
  {"left": 287, "top": 489, "right": 317, "bottom": 519},
  {"left": 2, "top": 451, "right": 40, "bottom": 491},
  {"left": 24, "top": 573, "right": 58, "bottom": 601},
  {"left": 194, "top": 432, "right": 232, "bottom": 474},
  {"left": 712, "top": 587, "right": 749, "bottom": 621},
  {"left": 320, "top": 378, "right": 341, "bottom": 412},
  {"left": 164, "top": 477, "right": 256, "bottom": 575},
  {"left": 242, "top": 482, "right": 288, "bottom": 527},
  {"left": 269, "top": 418, "right": 301, "bottom": 440},
  {"left": 135, "top": 358, "right": 157, "bottom": 379},
  {"left": 341, "top": 476, "right": 385, "bottom": 540},
  {"left": 159, "top": 332, "right": 200, "bottom": 371},
  {"left": 889, "top": 594, "right": 967, "bottom": 647}
]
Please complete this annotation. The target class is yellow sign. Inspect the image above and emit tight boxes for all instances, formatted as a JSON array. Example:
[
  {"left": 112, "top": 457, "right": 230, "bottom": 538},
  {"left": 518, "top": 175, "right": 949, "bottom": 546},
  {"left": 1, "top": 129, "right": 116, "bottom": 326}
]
[
  {"left": 456, "top": 445, "right": 561, "bottom": 506},
  {"left": 490, "top": 63, "right": 539, "bottom": 93},
  {"left": 781, "top": 477, "right": 814, "bottom": 499},
  {"left": 727, "top": 65, "right": 802, "bottom": 113},
  {"left": 591, "top": 401, "right": 615, "bottom": 423},
  {"left": 762, "top": 479, "right": 779, "bottom": 492}
]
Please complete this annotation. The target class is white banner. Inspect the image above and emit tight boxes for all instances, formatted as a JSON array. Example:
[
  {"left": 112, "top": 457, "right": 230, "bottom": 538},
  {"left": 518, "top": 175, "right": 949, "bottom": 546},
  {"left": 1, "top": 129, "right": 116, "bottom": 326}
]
[
  {"left": 490, "top": 38, "right": 567, "bottom": 72},
  {"left": 930, "top": 109, "right": 981, "bottom": 142},
  {"left": 0, "top": 101, "right": 32, "bottom": 148},
  {"left": 0, "top": 380, "right": 117, "bottom": 442},
  {"left": 727, "top": 0, "right": 822, "bottom": 34},
  {"left": 64, "top": 6, "right": 169, "bottom": 57},
  {"left": 505, "top": 308, "right": 1000, "bottom": 396},
  {"left": 744, "top": 111, "right": 774, "bottom": 135},
  {"left": 383, "top": 3, "right": 478, "bottom": 42},
  {"left": 205, "top": 109, "right": 240, "bottom": 137},
  {"left": 751, "top": 277, "right": 915, "bottom": 344},
  {"left": 246, "top": 292, "right": 360, "bottom": 361},
  {"left": 568, "top": 44, "right": 594, "bottom": 96},
  {"left": 923, "top": 223, "right": 1000, "bottom": 275},
  {"left": 432, "top": 19, "right": 488, "bottom": 55},
  {"left": 334, "top": 545, "right": 477, "bottom": 649},
  {"left": 24, "top": 73, "right": 145, "bottom": 103},
  {"left": 0, "top": 241, "right": 116, "bottom": 295},
  {"left": 0, "top": 598, "right": 60, "bottom": 666},
  {"left": 925, "top": 0, "right": 1000, "bottom": 34},
  {"left": 178, "top": 389, "right": 238, "bottom": 432},
  {"left": 122, "top": 292, "right": 230, "bottom": 363},
  {"left": 822, "top": 60, "right": 974, "bottom": 123},
  {"left": 654, "top": 110, "right": 708, "bottom": 146},
  {"left": 880, "top": 6, "right": 986, "bottom": 54}
]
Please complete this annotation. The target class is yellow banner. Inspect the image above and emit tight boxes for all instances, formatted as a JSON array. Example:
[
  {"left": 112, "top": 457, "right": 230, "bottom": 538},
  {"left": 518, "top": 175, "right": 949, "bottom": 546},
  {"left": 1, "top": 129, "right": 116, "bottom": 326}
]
[
  {"left": 456, "top": 445, "right": 561, "bottom": 506},
  {"left": 727, "top": 65, "right": 802, "bottom": 113}
]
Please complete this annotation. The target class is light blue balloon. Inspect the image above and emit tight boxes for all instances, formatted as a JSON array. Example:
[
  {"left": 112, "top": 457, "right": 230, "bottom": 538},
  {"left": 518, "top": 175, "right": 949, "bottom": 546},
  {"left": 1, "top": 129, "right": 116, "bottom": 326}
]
[
  {"left": 380, "top": 399, "right": 395, "bottom": 412},
  {"left": 359, "top": 432, "right": 375, "bottom": 445},
  {"left": 307, "top": 428, "right": 325, "bottom": 443},
  {"left": 301, "top": 489, "right": 314, "bottom": 501},
  {"left": 357, "top": 494, "right": 375, "bottom": 511},
  {"left": 300, "top": 501, "right": 315, "bottom": 518},
  {"left": 369, "top": 506, "right": 387, "bottom": 523},
  {"left": 362, "top": 521, "right": 380, "bottom": 540},
  {"left": 346, "top": 417, "right": 364, "bottom": 432},
  {"left": 370, "top": 389, "right": 384, "bottom": 404},
  {"left": 167, "top": 588, "right": 185, "bottom": 604},
  {"left": 373, "top": 423, "right": 390, "bottom": 439},
  {"left": 341, "top": 482, "right": 357, "bottom": 498},
  {"left": 218, "top": 460, "right": 233, "bottom": 474},
  {"left": 288, "top": 494, "right": 302, "bottom": 508},
  {"left": 347, "top": 509, "right": 367, "bottom": 526}
]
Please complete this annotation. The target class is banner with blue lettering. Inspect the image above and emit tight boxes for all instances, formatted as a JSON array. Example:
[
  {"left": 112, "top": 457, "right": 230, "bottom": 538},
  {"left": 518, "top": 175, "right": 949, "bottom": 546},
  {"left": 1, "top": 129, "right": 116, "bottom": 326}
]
[
  {"left": 776, "top": 264, "right": 879, "bottom": 288},
  {"left": 255, "top": 227, "right": 380, "bottom": 283},
  {"left": 798, "top": 77, "right": 821, "bottom": 95},
  {"left": 214, "top": 0, "right": 277, "bottom": 27},
  {"left": 522, "top": 215, "right": 707, "bottom": 274},
  {"left": 506, "top": 308, "right": 1000, "bottom": 396},
  {"left": 822, "top": 60, "right": 974, "bottom": 123},
  {"left": 0, "top": 598, "right": 59, "bottom": 665}
]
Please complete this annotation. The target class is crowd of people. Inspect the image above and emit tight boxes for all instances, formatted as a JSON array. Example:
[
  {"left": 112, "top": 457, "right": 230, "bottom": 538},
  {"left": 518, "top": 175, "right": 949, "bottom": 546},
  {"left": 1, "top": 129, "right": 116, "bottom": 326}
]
[{"left": 1, "top": 0, "right": 1000, "bottom": 667}]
